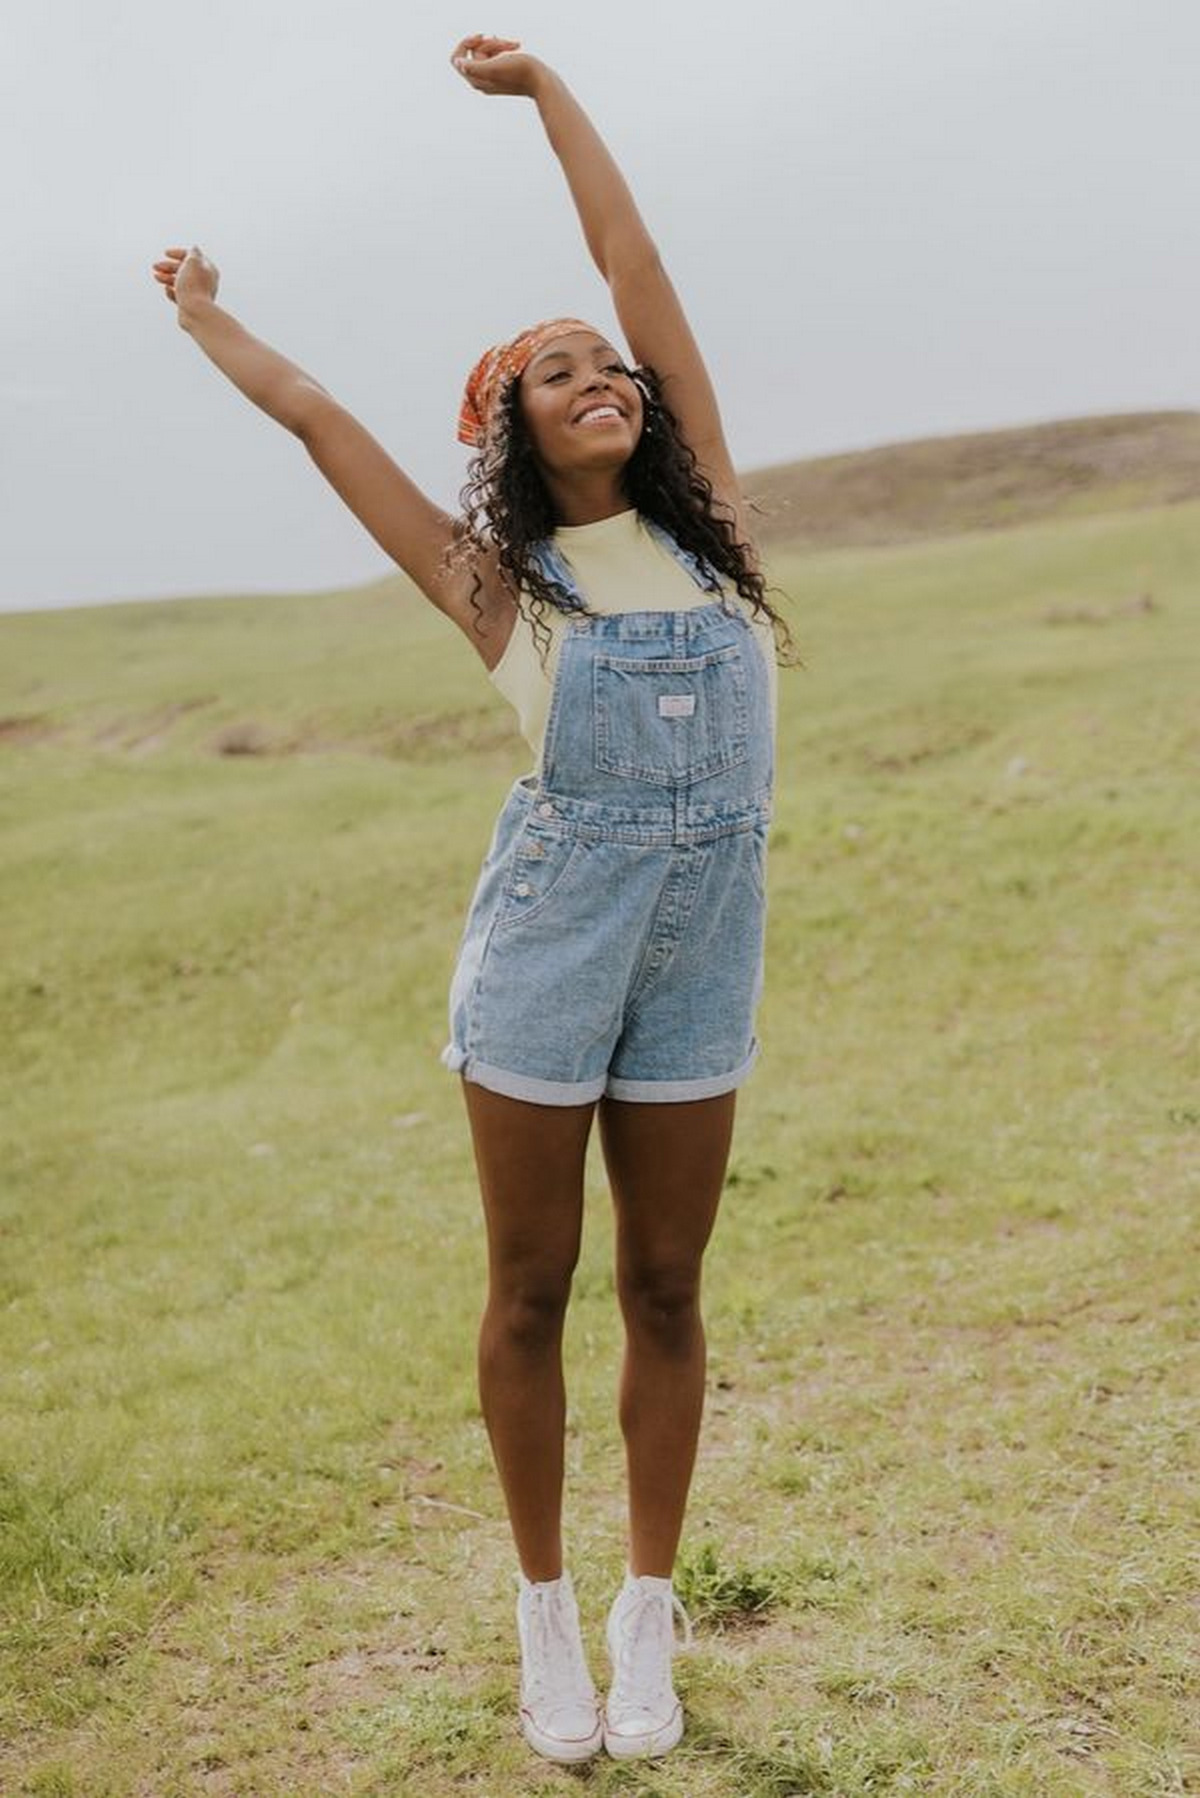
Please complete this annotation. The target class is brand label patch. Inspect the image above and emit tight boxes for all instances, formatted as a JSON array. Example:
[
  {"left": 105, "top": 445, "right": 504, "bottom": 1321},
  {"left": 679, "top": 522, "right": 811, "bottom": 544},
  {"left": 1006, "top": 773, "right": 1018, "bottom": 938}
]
[{"left": 658, "top": 693, "right": 696, "bottom": 718}]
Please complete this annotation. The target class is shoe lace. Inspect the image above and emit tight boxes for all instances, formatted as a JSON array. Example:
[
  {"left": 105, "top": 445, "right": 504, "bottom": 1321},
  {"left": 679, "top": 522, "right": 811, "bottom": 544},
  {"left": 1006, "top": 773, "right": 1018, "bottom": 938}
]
[
  {"left": 611, "top": 1587, "right": 695, "bottom": 1705},
  {"left": 522, "top": 1584, "right": 594, "bottom": 1708}
]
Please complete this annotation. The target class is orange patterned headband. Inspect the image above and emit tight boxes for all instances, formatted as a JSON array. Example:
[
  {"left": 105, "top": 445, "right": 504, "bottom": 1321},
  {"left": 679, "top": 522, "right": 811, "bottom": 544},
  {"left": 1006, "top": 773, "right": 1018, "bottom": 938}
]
[{"left": 457, "top": 317, "right": 604, "bottom": 447}]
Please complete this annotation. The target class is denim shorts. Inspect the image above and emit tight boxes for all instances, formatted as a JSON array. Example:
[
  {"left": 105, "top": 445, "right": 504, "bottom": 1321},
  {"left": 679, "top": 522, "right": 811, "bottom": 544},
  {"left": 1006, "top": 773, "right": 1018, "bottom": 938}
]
[{"left": 440, "top": 594, "right": 773, "bottom": 1105}]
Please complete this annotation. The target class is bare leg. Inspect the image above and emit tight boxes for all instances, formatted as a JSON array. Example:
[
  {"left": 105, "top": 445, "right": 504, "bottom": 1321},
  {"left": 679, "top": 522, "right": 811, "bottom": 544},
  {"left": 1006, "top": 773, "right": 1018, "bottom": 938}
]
[
  {"left": 597, "top": 1090, "right": 737, "bottom": 1578},
  {"left": 460, "top": 1076, "right": 596, "bottom": 1583}
]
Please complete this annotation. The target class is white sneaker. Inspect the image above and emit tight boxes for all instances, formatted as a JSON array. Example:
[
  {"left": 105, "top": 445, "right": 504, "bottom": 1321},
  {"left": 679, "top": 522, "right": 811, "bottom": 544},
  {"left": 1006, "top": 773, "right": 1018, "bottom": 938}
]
[
  {"left": 515, "top": 1568, "right": 604, "bottom": 1763},
  {"left": 603, "top": 1569, "right": 696, "bottom": 1759}
]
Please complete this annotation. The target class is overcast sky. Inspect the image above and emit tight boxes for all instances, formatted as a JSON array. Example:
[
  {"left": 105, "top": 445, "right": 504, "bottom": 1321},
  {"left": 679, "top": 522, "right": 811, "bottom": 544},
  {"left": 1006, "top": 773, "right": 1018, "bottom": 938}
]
[{"left": 3, "top": 0, "right": 1197, "bottom": 613}]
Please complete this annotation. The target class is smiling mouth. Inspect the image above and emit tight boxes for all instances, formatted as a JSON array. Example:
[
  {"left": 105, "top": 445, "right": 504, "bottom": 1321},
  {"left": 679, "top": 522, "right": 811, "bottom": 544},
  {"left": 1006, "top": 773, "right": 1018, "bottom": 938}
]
[{"left": 573, "top": 405, "right": 625, "bottom": 427}]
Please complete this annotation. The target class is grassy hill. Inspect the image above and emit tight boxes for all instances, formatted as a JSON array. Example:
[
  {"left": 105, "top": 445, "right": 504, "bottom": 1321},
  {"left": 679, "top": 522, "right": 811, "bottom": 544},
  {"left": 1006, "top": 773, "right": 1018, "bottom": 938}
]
[
  {"left": 743, "top": 407, "right": 1200, "bottom": 548},
  {"left": 1, "top": 431, "right": 1197, "bottom": 1795}
]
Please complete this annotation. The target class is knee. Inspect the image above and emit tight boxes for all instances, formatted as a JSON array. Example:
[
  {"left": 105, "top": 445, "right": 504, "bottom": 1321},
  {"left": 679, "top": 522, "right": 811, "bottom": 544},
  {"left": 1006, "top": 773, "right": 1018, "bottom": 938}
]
[
  {"left": 484, "top": 1269, "right": 574, "bottom": 1354},
  {"left": 618, "top": 1262, "right": 702, "bottom": 1348}
]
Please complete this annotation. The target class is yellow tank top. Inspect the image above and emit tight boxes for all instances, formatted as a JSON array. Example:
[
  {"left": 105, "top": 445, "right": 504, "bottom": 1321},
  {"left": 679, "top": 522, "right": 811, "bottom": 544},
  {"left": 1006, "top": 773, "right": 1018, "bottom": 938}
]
[{"left": 487, "top": 508, "right": 778, "bottom": 776}]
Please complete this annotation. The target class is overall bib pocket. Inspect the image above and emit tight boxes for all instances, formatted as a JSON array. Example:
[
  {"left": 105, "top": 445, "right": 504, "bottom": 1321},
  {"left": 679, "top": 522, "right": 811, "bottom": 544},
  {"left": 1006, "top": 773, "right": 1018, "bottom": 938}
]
[{"left": 592, "top": 644, "right": 749, "bottom": 787}]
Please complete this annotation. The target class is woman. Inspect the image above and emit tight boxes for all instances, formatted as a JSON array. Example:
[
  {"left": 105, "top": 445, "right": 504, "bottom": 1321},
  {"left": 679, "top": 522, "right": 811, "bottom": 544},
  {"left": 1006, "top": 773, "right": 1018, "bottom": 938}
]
[{"left": 152, "top": 32, "right": 795, "bottom": 1766}]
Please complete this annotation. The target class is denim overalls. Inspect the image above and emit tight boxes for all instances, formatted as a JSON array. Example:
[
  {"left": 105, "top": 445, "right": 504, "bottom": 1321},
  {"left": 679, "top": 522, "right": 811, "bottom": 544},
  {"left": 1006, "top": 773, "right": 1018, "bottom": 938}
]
[{"left": 440, "top": 520, "right": 774, "bottom": 1105}]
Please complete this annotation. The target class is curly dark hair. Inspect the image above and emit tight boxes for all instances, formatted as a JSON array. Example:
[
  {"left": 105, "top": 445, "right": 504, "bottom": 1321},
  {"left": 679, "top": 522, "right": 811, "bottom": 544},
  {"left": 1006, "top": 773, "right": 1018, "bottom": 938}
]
[{"left": 442, "top": 362, "right": 800, "bottom": 674}]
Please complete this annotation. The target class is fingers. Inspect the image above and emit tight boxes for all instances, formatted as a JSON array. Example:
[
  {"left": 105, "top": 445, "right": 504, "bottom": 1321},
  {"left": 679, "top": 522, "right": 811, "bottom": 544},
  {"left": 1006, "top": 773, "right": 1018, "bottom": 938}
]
[
  {"left": 450, "top": 33, "right": 520, "bottom": 70},
  {"left": 150, "top": 245, "right": 200, "bottom": 303},
  {"left": 151, "top": 247, "right": 184, "bottom": 291},
  {"left": 453, "top": 33, "right": 520, "bottom": 51}
]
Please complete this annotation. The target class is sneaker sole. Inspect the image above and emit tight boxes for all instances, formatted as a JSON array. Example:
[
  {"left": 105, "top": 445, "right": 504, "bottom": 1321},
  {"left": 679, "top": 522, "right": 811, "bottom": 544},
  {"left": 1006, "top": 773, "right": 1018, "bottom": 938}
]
[{"left": 520, "top": 1709, "right": 604, "bottom": 1763}]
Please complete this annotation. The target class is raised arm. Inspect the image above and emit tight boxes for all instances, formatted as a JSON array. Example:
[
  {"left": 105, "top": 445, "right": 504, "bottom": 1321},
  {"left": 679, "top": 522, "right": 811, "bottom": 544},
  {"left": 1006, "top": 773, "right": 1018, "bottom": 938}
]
[
  {"left": 150, "top": 245, "right": 512, "bottom": 660},
  {"left": 452, "top": 37, "right": 751, "bottom": 544}
]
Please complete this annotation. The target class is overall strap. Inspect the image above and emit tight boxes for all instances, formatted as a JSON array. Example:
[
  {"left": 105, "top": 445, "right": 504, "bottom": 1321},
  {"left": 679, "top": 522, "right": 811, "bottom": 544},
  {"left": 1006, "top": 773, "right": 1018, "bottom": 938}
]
[
  {"left": 639, "top": 516, "right": 726, "bottom": 597},
  {"left": 524, "top": 537, "right": 590, "bottom": 610}
]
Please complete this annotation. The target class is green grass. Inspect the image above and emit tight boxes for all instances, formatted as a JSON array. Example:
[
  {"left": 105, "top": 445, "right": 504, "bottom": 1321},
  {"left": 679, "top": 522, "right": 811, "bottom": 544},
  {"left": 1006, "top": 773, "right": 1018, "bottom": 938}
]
[{"left": 1, "top": 498, "right": 1197, "bottom": 1794}]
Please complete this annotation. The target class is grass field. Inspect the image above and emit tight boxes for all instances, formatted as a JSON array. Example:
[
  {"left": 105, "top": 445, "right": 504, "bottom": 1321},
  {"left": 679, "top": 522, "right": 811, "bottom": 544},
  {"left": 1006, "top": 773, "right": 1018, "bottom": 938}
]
[{"left": 1, "top": 493, "right": 1197, "bottom": 1795}]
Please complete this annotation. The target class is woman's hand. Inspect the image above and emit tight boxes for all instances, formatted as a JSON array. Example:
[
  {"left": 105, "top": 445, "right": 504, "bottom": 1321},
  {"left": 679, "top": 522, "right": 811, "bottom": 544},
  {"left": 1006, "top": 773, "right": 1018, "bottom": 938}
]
[
  {"left": 450, "top": 34, "right": 547, "bottom": 99},
  {"left": 151, "top": 245, "right": 220, "bottom": 313}
]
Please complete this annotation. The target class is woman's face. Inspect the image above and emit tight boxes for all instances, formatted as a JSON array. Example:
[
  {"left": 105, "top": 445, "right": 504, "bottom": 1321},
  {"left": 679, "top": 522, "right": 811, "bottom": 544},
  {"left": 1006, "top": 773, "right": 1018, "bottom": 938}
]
[{"left": 516, "top": 331, "right": 643, "bottom": 475}]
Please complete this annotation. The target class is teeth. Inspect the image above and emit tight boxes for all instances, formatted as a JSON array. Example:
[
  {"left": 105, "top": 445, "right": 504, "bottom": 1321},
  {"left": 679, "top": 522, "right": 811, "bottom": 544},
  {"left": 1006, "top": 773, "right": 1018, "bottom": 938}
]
[{"left": 577, "top": 406, "right": 620, "bottom": 424}]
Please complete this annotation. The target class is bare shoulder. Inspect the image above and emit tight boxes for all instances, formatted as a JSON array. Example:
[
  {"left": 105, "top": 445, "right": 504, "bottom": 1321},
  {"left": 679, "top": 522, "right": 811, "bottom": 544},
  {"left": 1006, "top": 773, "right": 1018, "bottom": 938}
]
[{"left": 435, "top": 536, "right": 521, "bottom": 673}]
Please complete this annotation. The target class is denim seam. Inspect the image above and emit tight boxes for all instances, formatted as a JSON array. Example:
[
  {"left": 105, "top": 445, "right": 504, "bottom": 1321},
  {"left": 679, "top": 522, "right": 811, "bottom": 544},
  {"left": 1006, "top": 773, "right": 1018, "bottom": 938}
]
[
  {"left": 605, "top": 1038, "right": 761, "bottom": 1102},
  {"left": 622, "top": 846, "right": 709, "bottom": 1030},
  {"left": 461, "top": 1054, "right": 609, "bottom": 1106}
]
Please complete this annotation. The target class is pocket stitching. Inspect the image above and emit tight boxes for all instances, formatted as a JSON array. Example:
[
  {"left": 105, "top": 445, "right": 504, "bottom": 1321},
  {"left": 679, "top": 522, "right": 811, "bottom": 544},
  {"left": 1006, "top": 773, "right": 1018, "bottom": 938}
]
[
  {"left": 593, "top": 646, "right": 750, "bottom": 787},
  {"left": 493, "top": 834, "right": 585, "bottom": 934}
]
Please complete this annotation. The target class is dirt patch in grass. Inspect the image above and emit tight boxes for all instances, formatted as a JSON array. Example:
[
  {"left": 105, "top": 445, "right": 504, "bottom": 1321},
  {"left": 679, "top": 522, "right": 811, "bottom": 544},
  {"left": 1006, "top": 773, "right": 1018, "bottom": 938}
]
[
  {"left": 0, "top": 712, "right": 61, "bottom": 744},
  {"left": 203, "top": 709, "right": 517, "bottom": 761},
  {"left": 303, "top": 1640, "right": 459, "bottom": 1718}
]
